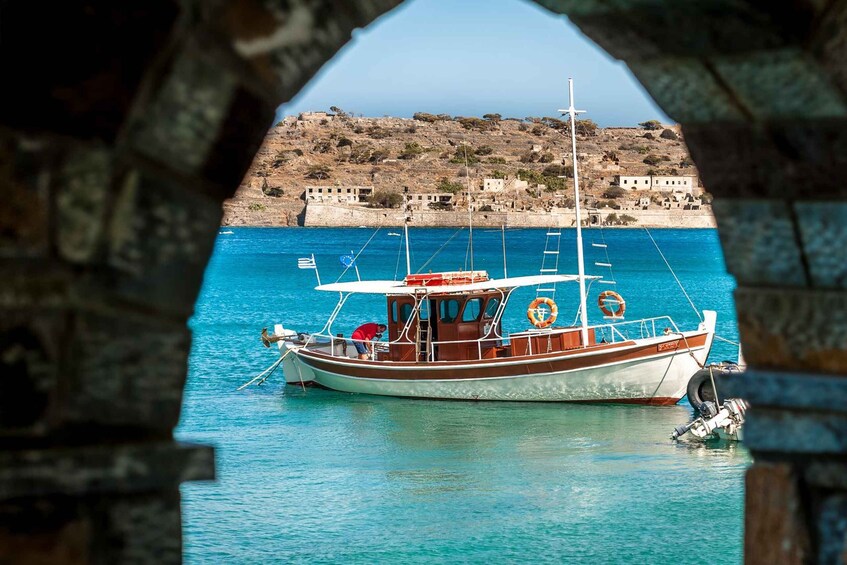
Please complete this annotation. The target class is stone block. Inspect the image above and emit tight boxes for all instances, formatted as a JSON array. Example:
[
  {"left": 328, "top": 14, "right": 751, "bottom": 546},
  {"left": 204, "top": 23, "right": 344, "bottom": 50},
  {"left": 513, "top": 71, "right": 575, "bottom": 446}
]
[
  {"left": 734, "top": 287, "right": 847, "bottom": 373},
  {"left": 629, "top": 58, "right": 746, "bottom": 124},
  {"left": 0, "top": 491, "right": 183, "bottom": 564},
  {"left": 712, "top": 199, "right": 806, "bottom": 286},
  {"left": 714, "top": 49, "right": 847, "bottom": 119},
  {"left": 60, "top": 311, "right": 191, "bottom": 432},
  {"left": 0, "top": 1, "right": 179, "bottom": 141},
  {"left": 806, "top": 462, "right": 847, "bottom": 490},
  {"left": 104, "top": 169, "right": 222, "bottom": 317},
  {"left": 795, "top": 201, "right": 847, "bottom": 288},
  {"left": 0, "top": 310, "right": 65, "bottom": 436},
  {"left": 127, "top": 48, "right": 238, "bottom": 178},
  {"left": 55, "top": 146, "right": 114, "bottom": 264},
  {"left": 683, "top": 123, "right": 781, "bottom": 198},
  {"left": 201, "top": 86, "right": 276, "bottom": 195},
  {"left": 571, "top": 1, "right": 812, "bottom": 61},
  {"left": 817, "top": 494, "right": 847, "bottom": 565},
  {"left": 812, "top": 0, "right": 847, "bottom": 97},
  {"left": 745, "top": 407, "right": 847, "bottom": 454},
  {"left": 0, "top": 442, "right": 214, "bottom": 500},
  {"left": 0, "top": 133, "right": 51, "bottom": 257},
  {"left": 745, "top": 463, "right": 809, "bottom": 565},
  {"left": 222, "top": 0, "right": 403, "bottom": 102},
  {"left": 723, "top": 369, "right": 847, "bottom": 413}
]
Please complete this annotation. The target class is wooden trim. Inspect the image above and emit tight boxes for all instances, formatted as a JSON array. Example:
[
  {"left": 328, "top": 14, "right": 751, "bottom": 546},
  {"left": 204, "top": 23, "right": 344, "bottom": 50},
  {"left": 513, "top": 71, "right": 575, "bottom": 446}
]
[{"left": 297, "top": 332, "right": 709, "bottom": 381}]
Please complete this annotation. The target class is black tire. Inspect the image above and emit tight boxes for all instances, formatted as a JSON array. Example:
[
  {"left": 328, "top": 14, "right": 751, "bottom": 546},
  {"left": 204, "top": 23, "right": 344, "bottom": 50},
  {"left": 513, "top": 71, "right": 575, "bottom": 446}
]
[{"left": 686, "top": 368, "right": 717, "bottom": 411}]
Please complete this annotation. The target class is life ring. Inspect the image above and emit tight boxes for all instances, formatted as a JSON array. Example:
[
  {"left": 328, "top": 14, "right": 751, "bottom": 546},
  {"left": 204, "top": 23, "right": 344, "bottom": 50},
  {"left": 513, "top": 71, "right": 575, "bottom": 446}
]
[
  {"left": 527, "top": 297, "right": 558, "bottom": 328},
  {"left": 598, "top": 290, "right": 626, "bottom": 318}
]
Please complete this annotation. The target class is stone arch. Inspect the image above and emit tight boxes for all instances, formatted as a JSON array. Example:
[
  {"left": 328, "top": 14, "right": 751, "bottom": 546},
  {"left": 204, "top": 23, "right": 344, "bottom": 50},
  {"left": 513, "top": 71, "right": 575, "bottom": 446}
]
[{"left": 2, "top": 1, "right": 846, "bottom": 562}]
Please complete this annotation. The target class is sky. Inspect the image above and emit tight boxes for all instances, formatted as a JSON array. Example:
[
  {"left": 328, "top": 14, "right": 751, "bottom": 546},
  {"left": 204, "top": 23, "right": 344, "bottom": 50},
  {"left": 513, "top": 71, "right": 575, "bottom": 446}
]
[{"left": 276, "top": 0, "right": 668, "bottom": 127}]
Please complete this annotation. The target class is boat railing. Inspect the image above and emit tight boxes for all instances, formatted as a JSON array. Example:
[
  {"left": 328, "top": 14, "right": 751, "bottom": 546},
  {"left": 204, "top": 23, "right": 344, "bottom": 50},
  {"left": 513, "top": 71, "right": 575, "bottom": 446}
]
[
  {"left": 592, "top": 316, "right": 680, "bottom": 344},
  {"left": 304, "top": 315, "right": 681, "bottom": 361}
]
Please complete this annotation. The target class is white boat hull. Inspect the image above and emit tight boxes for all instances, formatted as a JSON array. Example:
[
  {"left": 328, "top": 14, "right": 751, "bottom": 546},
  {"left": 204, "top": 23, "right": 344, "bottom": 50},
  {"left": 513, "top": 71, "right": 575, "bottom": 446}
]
[{"left": 279, "top": 313, "right": 716, "bottom": 404}]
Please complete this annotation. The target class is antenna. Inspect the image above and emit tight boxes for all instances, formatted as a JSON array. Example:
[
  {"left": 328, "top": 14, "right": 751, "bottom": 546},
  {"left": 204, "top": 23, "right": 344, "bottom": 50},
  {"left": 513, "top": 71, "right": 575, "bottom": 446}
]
[
  {"left": 403, "top": 186, "right": 411, "bottom": 276},
  {"left": 559, "top": 78, "right": 589, "bottom": 347}
]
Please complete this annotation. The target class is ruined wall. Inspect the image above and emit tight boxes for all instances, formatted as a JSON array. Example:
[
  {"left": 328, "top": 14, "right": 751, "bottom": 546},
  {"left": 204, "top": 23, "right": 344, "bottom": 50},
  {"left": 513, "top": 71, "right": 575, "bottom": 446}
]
[{"left": 304, "top": 203, "right": 716, "bottom": 228}]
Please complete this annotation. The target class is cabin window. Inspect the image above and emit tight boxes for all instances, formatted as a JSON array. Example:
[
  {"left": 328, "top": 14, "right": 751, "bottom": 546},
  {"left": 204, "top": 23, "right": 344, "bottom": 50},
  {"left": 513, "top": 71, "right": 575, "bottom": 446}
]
[
  {"left": 439, "top": 299, "right": 461, "bottom": 322},
  {"left": 419, "top": 301, "right": 429, "bottom": 320},
  {"left": 483, "top": 297, "right": 500, "bottom": 319},
  {"left": 462, "top": 298, "right": 483, "bottom": 322},
  {"left": 399, "top": 302, "right": 414, "bottom": 323},
  {"left": 390, "top": 300, "right": 398, "bottom": 324}
]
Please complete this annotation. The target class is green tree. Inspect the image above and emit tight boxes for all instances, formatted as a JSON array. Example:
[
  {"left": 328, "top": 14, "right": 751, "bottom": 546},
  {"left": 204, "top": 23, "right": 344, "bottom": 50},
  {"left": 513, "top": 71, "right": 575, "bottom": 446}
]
[
  {"left": 436, "top": 177, "right": 464, "bottom": 194},
  {"left": 639, "top": 120, "right": 662, "bottom": 131},
  {"left": 603, "top": 186, "right": 626, "bottom": 199},
  {"left": 304, "top": 165, "right": 331, "bottom": 180},
  {"left": 483, "top": 113, "right": 502, "bottom": 122},
  {"left": 398, "top": 142, "right": 425, "bottom": 160},
  {"left": 368, "top": 190, "right": 403, "bottom": 208},
  {"left": 449, "top": 144, "right": 479, "bottom": 165}
]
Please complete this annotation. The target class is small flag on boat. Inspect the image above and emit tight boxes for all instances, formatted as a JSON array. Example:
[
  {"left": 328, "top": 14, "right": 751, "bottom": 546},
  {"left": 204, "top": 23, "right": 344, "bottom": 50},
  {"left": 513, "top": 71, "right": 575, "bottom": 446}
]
[
  {"left": 297, "top": 256, "right": 316, "bottom": 270},
  {"left": 339, "top": 254, "right": 356, "bottom": 268}
]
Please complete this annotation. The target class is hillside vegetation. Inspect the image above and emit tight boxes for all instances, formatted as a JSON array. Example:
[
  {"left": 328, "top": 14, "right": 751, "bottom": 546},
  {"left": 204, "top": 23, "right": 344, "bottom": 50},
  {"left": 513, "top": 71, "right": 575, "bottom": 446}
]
[{"left": 225, "top": 112, "right": 700, "bottom": 225}]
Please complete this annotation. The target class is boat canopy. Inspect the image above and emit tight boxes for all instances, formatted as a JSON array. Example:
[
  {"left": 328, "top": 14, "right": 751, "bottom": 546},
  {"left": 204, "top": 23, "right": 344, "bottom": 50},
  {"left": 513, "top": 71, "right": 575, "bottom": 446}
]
[{"left": 314, "top": 274, "right": 600, "bottom": 295}]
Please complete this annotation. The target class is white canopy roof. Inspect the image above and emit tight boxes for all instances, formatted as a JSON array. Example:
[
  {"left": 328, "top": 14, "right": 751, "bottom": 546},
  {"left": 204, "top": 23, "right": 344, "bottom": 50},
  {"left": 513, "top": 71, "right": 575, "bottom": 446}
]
[{"left": 315, "top": 274, "right": 600, "bottom": 295}]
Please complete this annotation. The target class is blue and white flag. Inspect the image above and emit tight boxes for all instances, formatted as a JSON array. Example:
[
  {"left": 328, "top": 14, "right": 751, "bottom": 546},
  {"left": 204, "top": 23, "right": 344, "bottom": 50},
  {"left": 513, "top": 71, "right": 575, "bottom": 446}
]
[
  {"left": 339, "top": 254, "right": 356, "bottom": 268},
  {"left": 297, "top": 256, "right": 316, "bottom": 270}
]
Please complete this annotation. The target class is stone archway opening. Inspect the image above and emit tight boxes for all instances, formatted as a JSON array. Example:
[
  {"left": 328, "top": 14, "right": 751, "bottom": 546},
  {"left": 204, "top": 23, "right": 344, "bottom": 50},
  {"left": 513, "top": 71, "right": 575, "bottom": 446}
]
[{"left": 2, "top": 1, "right": 846, "bottom": 562}]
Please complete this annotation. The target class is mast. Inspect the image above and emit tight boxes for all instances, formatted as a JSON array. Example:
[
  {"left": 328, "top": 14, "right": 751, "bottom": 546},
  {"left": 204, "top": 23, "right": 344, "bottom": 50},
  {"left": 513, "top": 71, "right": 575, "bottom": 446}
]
[
  {"left": 560, "top": 78, "right": 589, "bottom": 347},
  {"left": 403, "top": 186, "right": 411, "bottom": 275}
]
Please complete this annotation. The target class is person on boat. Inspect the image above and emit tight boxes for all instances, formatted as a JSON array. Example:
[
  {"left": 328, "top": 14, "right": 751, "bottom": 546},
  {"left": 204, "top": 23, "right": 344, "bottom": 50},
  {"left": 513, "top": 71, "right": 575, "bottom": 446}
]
[{"left": 351, "top": 322, "right": 387, "bottom": 360}]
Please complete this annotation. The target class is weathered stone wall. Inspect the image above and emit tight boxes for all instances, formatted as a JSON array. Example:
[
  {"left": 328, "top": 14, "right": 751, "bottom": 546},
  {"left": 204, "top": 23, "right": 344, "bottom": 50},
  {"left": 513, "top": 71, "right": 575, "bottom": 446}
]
[{"left": 303, "top": 203, "right": 716, "bottom": 228}]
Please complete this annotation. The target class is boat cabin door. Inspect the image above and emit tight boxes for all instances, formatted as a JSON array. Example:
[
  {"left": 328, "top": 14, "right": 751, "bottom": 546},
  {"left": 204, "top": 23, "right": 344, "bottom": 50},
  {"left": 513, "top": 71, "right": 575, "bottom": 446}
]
[{"left": 387, "top": 297, "right": 417, "bottom": 361}]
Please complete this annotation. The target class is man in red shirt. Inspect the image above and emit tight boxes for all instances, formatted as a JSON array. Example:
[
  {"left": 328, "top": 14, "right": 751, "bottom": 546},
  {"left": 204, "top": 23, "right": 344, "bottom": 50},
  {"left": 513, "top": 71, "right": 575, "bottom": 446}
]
[{"left": 351, "top": 322, "right": 387, "bottom": 359}]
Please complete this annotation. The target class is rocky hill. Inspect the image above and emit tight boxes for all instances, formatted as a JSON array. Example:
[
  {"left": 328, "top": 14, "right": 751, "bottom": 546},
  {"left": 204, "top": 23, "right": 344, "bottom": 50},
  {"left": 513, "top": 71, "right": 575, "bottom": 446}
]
[{"left": 224, "top": 112, "right": 702, "bottom": 226}]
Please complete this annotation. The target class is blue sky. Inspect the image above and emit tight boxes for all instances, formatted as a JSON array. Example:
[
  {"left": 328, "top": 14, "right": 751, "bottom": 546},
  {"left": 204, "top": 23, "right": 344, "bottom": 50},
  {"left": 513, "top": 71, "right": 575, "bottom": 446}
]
[{"left": 277, "top": 0, "right": 668, "bottom": 127}]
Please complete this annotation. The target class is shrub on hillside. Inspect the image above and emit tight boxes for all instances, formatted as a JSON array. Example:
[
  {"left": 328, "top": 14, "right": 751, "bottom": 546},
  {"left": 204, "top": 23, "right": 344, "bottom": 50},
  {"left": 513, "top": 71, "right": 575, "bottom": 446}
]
[
  {"left": 449, "top": 144, "right": 479, "bottom": 165},
  {"left": 487, "top": 157, "right": 507, "bottom": 164},
  {"left": 398, "top": 142, "right": 426, "bottom": 160},
  {"left": 474, "top": 145, "right": 494, "bottom": 156},
  {"left": 643, "top": 154, "right": 661, "bottom": 166},
  {"left": 368, "top": 190, "right": 402, "bottom": 208},
  {"left": 639, "top": 120, "right": 662, "bottom": 130},
  {"left": 660, "top": 128, "right": 679, "bottom": 140},
  {"left": 304, "top": 165, "right": 331, "bottom": 180},
  {"left": 436, "top": 177, "right": 464, "bottom": 194},
  {"left": 602, "top": 186, "right": 626, "bottom": 199},
  {"left": 336, "top": 137, "right": 353, "bottom": 148}
]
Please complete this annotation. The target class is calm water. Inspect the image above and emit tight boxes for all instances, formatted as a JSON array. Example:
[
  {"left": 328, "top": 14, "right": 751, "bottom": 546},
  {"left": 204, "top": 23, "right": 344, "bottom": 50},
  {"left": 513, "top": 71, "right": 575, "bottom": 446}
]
[{"left": 179, "top": 227, "right": 749, "bottom": 564}]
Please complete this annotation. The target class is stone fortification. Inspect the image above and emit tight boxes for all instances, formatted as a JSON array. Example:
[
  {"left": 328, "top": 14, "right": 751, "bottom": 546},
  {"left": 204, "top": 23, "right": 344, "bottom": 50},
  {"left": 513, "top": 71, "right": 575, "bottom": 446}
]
[{"left": 303, "top": 203, "right": 715, "bottom": 228}]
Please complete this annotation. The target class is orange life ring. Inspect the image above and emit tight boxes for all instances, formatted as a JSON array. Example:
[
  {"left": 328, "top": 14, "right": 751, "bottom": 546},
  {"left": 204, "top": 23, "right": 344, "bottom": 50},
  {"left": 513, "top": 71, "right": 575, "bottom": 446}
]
[
  {"left": 598, "top": 290, "right": 626, "bottom": 318},
  {"left": 527, "top": 297, "right": 558, "bottom": 328}
]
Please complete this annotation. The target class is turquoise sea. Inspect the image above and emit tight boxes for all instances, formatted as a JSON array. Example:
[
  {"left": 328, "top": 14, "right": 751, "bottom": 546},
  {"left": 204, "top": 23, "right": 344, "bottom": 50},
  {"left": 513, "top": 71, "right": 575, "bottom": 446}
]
[{"left": 179, "top": 227, "right": 749, "bottom": 564}]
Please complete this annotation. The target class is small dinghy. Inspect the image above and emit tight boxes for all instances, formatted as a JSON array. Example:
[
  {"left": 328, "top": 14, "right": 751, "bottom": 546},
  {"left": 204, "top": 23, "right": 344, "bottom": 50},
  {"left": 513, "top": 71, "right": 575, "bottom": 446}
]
[{"left": 672, "top": 362, "right": 748, "bottom": 441}]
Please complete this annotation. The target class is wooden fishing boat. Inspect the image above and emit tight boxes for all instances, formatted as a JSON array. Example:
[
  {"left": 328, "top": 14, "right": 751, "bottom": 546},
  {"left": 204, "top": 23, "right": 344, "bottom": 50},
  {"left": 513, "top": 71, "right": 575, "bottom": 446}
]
[{"left": 262, "top": 80, "right": 716, "bottom": 403}]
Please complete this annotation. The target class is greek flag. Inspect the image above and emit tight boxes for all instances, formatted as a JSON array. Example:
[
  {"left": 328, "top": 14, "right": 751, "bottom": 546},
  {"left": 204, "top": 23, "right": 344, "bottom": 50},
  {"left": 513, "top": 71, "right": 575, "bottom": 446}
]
[{"left": 297, "top": 256, "right": 316, "bottom": 270}]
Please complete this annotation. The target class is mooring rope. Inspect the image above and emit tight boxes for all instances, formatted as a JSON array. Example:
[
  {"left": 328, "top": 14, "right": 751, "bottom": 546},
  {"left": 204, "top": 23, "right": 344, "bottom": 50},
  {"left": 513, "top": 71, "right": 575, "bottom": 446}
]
[{"left": 236, "top": 349, "right": 291, "bottom": 391}]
